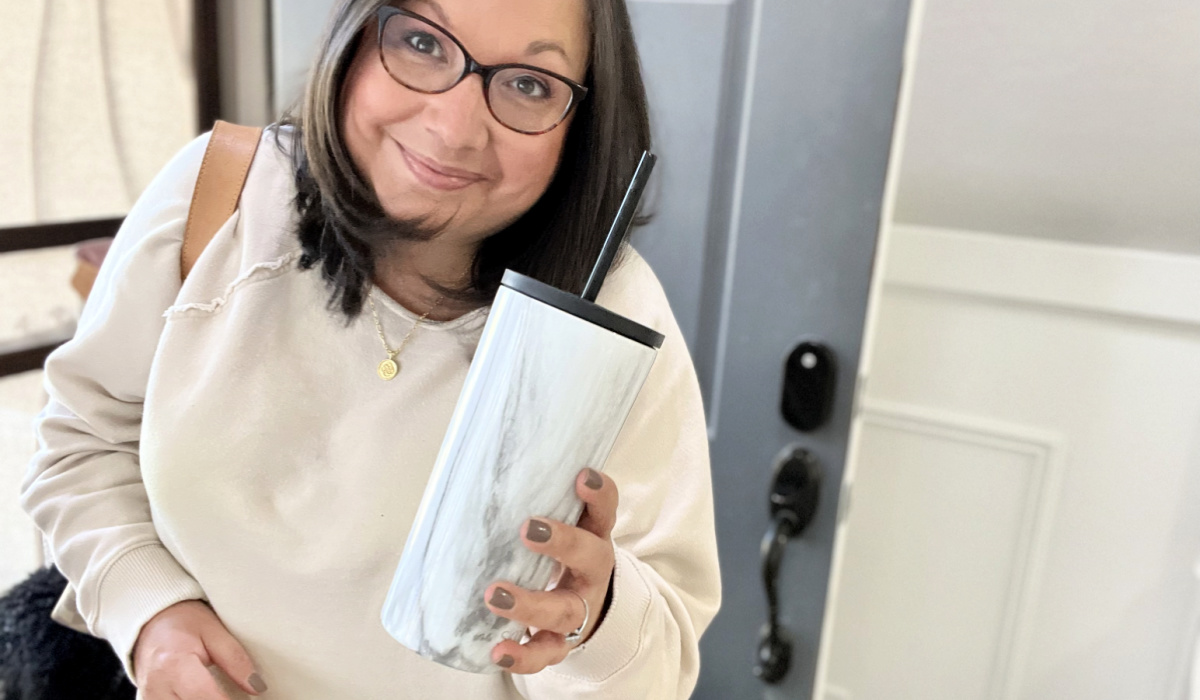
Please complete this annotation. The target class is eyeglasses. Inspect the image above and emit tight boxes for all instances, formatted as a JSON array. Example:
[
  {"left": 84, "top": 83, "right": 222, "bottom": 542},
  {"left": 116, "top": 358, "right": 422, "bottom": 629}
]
[{"left": 374, "top": 6, "right": 589, "bottom": 135}]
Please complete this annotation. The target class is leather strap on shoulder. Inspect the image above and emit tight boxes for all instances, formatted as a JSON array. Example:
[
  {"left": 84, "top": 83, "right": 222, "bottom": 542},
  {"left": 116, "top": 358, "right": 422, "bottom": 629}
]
[{"left": 181, "top": 120, "right": 264, "bottom": 280}]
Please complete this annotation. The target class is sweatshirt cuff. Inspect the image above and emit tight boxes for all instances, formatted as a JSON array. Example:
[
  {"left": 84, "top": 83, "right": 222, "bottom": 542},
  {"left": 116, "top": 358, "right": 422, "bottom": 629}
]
[
  {"left": 92, "top": 543, "right": 208, "bottom": 680},
  {"left": 545, "top": 545, "right": 653, "bottom": 682}
]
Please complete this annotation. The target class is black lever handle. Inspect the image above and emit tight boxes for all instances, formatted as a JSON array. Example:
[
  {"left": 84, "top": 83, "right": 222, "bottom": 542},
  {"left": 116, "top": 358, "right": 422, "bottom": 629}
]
[{"left": 754, "top": 447, "right": 821, "bottom": 685}]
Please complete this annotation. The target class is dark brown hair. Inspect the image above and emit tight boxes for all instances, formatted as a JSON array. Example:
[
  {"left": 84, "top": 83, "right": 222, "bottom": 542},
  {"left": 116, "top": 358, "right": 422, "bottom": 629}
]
[{"left": 276, "top": 0, "right": 651, "bottom": 318}]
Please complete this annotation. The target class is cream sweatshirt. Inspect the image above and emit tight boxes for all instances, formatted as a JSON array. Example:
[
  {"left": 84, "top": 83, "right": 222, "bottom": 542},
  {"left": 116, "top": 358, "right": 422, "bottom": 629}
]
[{"left": 20, "top": 127, "right": 721, "bottom": 699}]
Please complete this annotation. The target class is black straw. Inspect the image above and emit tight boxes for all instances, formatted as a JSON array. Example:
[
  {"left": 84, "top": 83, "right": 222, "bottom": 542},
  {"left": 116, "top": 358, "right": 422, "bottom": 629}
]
[{"left": 581, "top": 151, "right": 657, "bottom": 302}]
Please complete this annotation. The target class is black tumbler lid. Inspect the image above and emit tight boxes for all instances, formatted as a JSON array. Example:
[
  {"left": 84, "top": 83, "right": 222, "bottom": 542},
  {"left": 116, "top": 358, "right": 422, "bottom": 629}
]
[{"left": 501, "top": 270, "right": 665, "bottom": 349}]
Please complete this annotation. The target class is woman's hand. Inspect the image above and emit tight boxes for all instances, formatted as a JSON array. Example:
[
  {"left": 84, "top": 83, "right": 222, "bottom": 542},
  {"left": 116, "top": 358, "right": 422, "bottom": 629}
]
[
  {"left": 133, "top": 600, "right": 268, "bottom": 699},
  {"left": 485, "top": 467, "right": 618, "bottom": 674}
]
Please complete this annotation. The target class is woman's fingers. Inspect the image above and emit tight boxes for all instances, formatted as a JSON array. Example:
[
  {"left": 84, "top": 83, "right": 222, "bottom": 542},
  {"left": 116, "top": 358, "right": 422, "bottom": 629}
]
[
  {"left": 575, "top": 468, "right": 618, "bottom": 540},
  {"left": 485, "top": 583, "right": 588, "bottom": 636},
  {"left": 133, "top": 600, "right": 265, "bottom": 699},
  {"left": 202, "top": 617, "right": 268, "bottom": 695},
  {"left": 165, "top": 654, "right": 232, "bottom": 700},
  {"left": 490, "top": 629, "right": 571, "bottom": 674},
  {"left": 520, "top": 516, "right": 614, "bottom": 586},
  {"left": 483, "top": 468, "right": 619, "bottom": 675}
]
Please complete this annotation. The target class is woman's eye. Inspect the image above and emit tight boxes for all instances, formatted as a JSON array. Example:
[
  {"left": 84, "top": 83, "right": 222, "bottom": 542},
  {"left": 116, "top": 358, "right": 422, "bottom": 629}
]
[
  {"left": 403, "top": 31, "right": 444, "bottom": 58},
  {"left": 507, "top": 75, "right": 552, "bottom": 100}
]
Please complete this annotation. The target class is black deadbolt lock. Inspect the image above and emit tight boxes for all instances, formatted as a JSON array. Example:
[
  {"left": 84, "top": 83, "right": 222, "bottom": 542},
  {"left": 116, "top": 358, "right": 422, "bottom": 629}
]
[{"left": 781, "top": 341, "right": 836, "bottom": 432}]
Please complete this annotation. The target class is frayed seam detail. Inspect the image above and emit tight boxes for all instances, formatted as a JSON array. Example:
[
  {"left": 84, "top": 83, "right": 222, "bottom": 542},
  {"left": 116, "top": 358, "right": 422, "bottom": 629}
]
[{"left": 164, "top": 249, "right": 301, "bottom": 318}]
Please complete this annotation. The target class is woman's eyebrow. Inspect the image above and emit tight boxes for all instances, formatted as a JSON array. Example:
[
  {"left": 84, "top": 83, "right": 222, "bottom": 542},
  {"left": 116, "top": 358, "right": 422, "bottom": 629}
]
[
  {"left": 411, "top": 0, "right": 569, "bottom": 64},
  {"left": 410, "top": 0, "right": 452, "bottom": 28},
  {"left": 526, "top": 40, "right": 569, "bottom": 62}
]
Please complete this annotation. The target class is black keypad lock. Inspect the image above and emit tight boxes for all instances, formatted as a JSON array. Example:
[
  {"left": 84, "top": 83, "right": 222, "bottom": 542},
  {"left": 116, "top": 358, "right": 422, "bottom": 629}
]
[{"left": 781, "top": 341, "right": 836, "bottom": 432}]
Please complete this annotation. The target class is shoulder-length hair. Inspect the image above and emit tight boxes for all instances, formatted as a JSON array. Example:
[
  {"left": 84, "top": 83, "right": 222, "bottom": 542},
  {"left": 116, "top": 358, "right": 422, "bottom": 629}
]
[{"left": 276, "top": 0, "right": 651, "bottom": 318}]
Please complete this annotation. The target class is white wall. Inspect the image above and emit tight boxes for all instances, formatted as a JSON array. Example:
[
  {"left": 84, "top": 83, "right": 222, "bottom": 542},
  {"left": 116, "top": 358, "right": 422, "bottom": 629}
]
[
  {"left": 825, "top": 226, "right": 1200, "bottom": 700},
  {"left": 821, "top": 0, "right": 1200, "bottom": 693},
  {"left": 893, "top": 0, "right": 1200, "bottom": 256}
]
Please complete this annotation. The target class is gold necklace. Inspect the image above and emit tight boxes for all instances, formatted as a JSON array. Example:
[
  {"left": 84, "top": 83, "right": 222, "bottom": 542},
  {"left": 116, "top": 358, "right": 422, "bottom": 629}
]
[{"left": 368, "top": 291, "right": 445, "bottom": 381}]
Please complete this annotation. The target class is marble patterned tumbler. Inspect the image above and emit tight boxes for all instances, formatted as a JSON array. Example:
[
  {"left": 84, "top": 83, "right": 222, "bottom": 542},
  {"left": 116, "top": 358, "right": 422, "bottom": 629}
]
[{"left": 381, "top": 269, "right": 664, "bottom": 673}]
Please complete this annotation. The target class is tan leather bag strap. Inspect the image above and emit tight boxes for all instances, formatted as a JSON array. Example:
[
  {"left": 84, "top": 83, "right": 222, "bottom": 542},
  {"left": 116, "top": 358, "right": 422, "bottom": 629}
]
[{"left": 181, "top": 120, "right": 264, "bottom": 280}]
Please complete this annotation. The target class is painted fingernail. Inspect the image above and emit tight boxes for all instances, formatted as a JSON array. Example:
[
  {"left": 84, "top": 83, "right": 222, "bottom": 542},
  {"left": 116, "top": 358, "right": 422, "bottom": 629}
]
[
  {"left": 497, "top": 654, "right": 515, "bottom": 669},
  {"left": 526, "top": 519, "right": 552, "bottom": 543},
  {"left": 489, "top": 587, "right": 515, "bottom": 610},
  {"left": 584, "top": 468, "right": 603, "bottom": 490},
  {"left": 249, "top": 672, "right": 268, "bottom": 693}
]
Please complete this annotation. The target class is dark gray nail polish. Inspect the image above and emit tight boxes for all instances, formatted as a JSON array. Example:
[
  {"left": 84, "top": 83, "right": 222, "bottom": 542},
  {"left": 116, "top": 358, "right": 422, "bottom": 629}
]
[
  {"left": 249, "top": 672, "right": 268, "bottom": 693},
  {"left": 489, "top": 587, "right": 515, "bottom": 610},
  {"left": 526, "top": 519, "right": 552, "bottom": 543},
  {"left": 584, "top": 468, "right": 603, "bottom": 490},
  {"left": 498, "top": 654, "right": 515, "bottom": 669}
]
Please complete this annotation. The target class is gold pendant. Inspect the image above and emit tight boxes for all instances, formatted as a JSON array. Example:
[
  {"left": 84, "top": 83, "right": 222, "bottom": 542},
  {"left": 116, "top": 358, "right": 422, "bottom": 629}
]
[{"left": 378, "top": 357, "right": 399, "bottom": 381}]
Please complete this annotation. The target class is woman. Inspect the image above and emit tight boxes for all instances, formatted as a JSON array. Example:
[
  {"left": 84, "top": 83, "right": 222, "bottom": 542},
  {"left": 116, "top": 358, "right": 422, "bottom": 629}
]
[{"left": 21, "top": 0, "right": 720, "bottom": 697}]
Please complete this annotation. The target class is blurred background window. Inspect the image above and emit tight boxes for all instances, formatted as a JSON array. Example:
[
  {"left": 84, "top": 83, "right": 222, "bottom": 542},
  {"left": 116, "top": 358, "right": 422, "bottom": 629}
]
[{"left": 0, "top": 0, "right": 211, "bottom": 592}]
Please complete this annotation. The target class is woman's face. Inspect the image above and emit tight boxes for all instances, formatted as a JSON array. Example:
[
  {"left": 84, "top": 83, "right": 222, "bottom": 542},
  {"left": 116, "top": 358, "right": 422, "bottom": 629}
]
[{"left": 341, "top": 0, "right": 590, "bottom": 244}]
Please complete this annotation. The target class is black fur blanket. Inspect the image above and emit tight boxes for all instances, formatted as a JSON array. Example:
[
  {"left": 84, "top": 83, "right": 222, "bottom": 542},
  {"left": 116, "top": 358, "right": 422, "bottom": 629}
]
[{"left": 0, "top": 566, "right": 134, "bottom": 700}]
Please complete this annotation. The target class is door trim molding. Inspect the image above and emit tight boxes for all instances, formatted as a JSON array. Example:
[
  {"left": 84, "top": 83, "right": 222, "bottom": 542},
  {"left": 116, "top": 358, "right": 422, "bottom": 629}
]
[
  {"left": 848, "top": 399, "right": 1066, "bottom": 700},
  {"left": 884, "top": 224, "right": 1200, "bottom": 328}
]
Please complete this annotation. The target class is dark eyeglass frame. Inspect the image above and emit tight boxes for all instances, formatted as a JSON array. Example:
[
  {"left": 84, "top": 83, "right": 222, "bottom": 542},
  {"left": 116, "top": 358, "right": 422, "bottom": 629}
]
[{"left": 374, "top": 6, "right": 589, "bottom": 135}]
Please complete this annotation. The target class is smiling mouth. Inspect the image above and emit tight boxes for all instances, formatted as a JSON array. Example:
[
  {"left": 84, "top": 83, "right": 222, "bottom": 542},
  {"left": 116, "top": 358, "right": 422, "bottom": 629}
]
[{"left": 396, "top": 143, "right": 485, "bottom": 191}]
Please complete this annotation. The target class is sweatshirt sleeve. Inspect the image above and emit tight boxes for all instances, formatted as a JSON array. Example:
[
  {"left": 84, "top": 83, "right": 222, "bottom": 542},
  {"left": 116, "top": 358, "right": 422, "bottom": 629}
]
[
  {"left": 513, "top": 250, "right": 722, "bottom": 699},
  {"left": 20, "top": 132, "right": 213, "bottom": 677}
]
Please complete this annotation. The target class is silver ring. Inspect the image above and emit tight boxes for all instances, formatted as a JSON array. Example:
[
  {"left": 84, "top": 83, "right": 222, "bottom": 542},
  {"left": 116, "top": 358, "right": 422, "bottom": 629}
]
[{"left": 563, "top": 590, "right": 590, "bottom": 645}]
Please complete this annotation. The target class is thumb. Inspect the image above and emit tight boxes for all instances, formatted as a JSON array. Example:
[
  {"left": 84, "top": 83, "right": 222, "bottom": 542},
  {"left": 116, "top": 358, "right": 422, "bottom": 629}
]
[{"left": 202, "top": 618, "right": 268, "bottom": 696}]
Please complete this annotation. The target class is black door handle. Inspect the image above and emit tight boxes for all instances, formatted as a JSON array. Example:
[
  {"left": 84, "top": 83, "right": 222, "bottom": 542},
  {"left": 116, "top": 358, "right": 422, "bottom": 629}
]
[{"left": 754, "top": 446, "right": 821, "bottom": 685}]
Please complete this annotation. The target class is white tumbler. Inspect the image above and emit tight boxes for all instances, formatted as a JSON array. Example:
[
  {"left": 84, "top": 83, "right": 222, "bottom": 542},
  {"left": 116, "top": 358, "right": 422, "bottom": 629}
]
[{"left": 380, "top": 267, "right": 664, "bottom": 672}]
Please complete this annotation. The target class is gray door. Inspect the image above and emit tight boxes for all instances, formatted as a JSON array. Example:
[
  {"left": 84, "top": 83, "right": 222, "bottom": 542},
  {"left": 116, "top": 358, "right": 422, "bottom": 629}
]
[{"left": 627, "top": 1, "right": 912, "bottom": 697}]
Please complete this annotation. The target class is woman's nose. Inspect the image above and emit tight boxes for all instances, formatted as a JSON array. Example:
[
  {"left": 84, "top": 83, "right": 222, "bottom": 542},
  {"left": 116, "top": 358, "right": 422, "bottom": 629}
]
[{"left": 422, "top": 74, "right": 492, "bottom": 152}]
